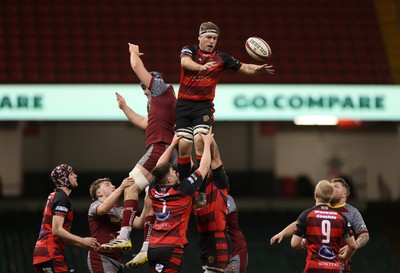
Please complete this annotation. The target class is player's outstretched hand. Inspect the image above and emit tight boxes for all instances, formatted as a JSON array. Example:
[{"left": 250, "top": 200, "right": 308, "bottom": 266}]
[
  {"left": 128, "top": 43, "right": 144, "bottom": 57},
  {"left": 257, "top": 64, "right": 275, "bottom": 75},
  {"left": 115, "top": 92, "right": 127, "bottom": 110}
]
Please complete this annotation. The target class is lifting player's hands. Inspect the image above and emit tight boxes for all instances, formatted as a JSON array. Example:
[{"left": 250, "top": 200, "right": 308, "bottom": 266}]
[
  {"left": 256, "top": 63, "right": 275, "bottom": 75},
  {"left": 199, "top": 127, "right": 214, "bottom": 145},
  {"left": 120, "top": 177, "right": 135, "bottom": 190},
  {"left": 171, "top": 133, "right": 182, "bottom": 147},
  {"left": 115, "top": 92, "right": 127, "bottom": 110},
  {"left": 128, "top": 43, "right": 144, "bottom": 57}
]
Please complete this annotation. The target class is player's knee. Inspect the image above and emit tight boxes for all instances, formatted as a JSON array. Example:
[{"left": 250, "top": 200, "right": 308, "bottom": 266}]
[
  {"left": 129, "top": 167, "right": 149, "bottom": 191},
  {"left": 176, "top": 127, "right": 194, "bottom": 143}
]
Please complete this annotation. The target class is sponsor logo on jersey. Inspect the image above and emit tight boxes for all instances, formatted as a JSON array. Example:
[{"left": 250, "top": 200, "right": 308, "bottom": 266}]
[
  {"left": 318, "top": 245, "right": 336, "bottom": 260},
  {"left": 55, "top": 206, "right": 68, "bottom": 213},
  {"left": 155, "top": 263, "right": 164, "bottom": 272}
]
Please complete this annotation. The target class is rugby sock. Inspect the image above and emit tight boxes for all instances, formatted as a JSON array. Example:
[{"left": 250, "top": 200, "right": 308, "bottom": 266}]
[
  {"left": 121, "top": 199, "right": 138, "bottom": 231},
  {"left": 141, "top": 215, "right": 154, "bottom": 252}
]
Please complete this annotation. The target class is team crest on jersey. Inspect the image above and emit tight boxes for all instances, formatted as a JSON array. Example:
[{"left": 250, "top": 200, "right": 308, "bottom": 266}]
[
  {"left": 208, "top": 255, "right": 215, "bottom": 264},
  {"left": 229, "top": 264, "right": 237, "bottom": 271},
  {"left": 203, "top": 115, "right": 210, "bottom": 122},
  {"left": 318, "top": 245, "right": 336, "bottom": 260}
]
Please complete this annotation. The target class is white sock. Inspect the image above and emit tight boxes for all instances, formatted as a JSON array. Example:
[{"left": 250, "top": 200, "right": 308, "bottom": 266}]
[
  {"left": 140, "top": 241, "right": 149, "bottom": 252},
  {"left": 118, "top": 226, "right": 132, "bottom": 240}
]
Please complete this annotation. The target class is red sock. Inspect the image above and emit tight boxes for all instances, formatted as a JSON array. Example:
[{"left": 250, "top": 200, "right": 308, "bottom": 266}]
[{"left": 122, "top": 199, "right": 138, "bottom": 227}]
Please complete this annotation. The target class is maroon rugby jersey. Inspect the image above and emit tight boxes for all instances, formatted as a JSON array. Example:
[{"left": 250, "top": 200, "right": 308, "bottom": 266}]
[
  {"left": 178, "top": 45, "right": 241, "bottom": 101},
  {"left": 145, "top": 77, "right": 176, "bottom": 148},
  {"left": 149, "top": 170, "right": 203, "bottom": 248},
  {"left": 193, "top": 167, "right": 229, "bottom": 233},
  {"left": 331, "top": 203, "right": 368, "bottom": 273},
  {"left": 87, "top": 201, "right": 124, "bottom": 261},
  {"left": 33, "top": 189, "right": 73, "bottom": 264},
  {"left": 294, "top": 204, "right": 353, "bottom": 273},
  {"left": 226, "top": 195, "right": 248, "bottom": 256}
]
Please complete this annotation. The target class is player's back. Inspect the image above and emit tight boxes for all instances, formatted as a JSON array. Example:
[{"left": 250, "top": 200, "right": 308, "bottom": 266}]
[{"left": 301, "top": 205, "right": 350, "bottom": 272}]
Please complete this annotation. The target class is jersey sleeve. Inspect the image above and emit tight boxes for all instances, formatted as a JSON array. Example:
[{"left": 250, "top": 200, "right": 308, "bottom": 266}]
[
  {"left": 178, "top": 170, "right": 203, "bottom": 196},
  {"left": 51, "top": 191, "right": 71, "bottom": 217},
  {"left": 88, "top": 200, "right": 102, "bottom": 217},
  {"left": 340, "top": 212, "right": 354, "bottom": 239},
  {"left": 227, "top": 195, "right": 237, "bottom": 214},
  {"left": 180, "top": 45, "right": 196, "bottom": 58},
  {"left": 220, "top": 51, "right": 242, "bottom": 71},
  {"left": 349, "top": 206, "right": 368, "bottom": 235},
  {"left": 212, "top": 165, "right": 230, "bottom": 189},
  {"left": 293, "top": 208, "right": 311, "bottom": 237}
]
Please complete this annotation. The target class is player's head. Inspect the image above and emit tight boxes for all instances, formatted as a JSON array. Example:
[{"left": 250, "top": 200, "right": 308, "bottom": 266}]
[
  {"left": 151, "top": 162, "right": 179, "bottom": 186},
  {"left": 50, "top": 164, "right": 74, "bottom": 188},
  {"left": 140, "top": 71, "right": 163, "bottom": 92},
  {"left": 89, "top": 177, "right": 112, "bottom": 200},
  {"left": 331, "top": 177, "right": 350, "bottom": 198},
  {"left": 198, "top": 21, "right": 219, "bottom": 53},
  {"left": 199, "top": 21, "right": 219, "bottom": 36},
  {"left": 315, "top": 180, "right": 334, "bottom": 203}
]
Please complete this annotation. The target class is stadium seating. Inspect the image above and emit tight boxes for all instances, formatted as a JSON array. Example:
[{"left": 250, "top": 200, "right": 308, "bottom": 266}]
[{"left": 1, "top": 0, "right": 393, "bottom": 84}]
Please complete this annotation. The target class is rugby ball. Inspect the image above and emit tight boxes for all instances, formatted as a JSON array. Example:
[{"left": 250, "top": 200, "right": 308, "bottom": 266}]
[{"left": 245, "top": 37, "right": 272, "bottom": 62}]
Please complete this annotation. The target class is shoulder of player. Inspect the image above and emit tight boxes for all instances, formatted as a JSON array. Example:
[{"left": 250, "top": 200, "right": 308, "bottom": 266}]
[
  {"left": 181, "top": 45, "right": 197, "bottom": 54},
  {"left": 53, "top": 188, "right": 70, "bottom": 201}
]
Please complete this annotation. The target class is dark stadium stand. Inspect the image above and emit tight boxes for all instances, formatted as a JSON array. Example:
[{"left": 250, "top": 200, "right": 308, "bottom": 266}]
[{"left": 0, "top": 0, "right": 394, "bottom": 84}]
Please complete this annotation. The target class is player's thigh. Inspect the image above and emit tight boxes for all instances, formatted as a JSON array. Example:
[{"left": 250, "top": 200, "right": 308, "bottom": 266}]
[
  {"left": 199, "top": 231, "right": 230, "bottom": 270},
  {"left": 148, "top": 246, "right": 184, "bottom": 273},
  {"left": 137, "top": 144, "right": 169, "bottom": 173}
]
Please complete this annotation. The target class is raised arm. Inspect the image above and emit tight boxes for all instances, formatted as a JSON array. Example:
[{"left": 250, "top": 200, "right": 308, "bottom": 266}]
[
  {"left": 128, "top": 43, "right": 152, "bottom": 87},
  {"left": 96, "top": 177, "right": 135, "bottom": 216},
  {"left": 196, "top": 130, "right": 214, "bottom": 179},
  {"left": 115, "top": 92, "right": 148, "bottom": 130},
  {"left": 157, "top": 134, "right": 181, "bottom": 165},
  {"left": 210, "top": 138, "right": 222, "bottom": 169}
]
